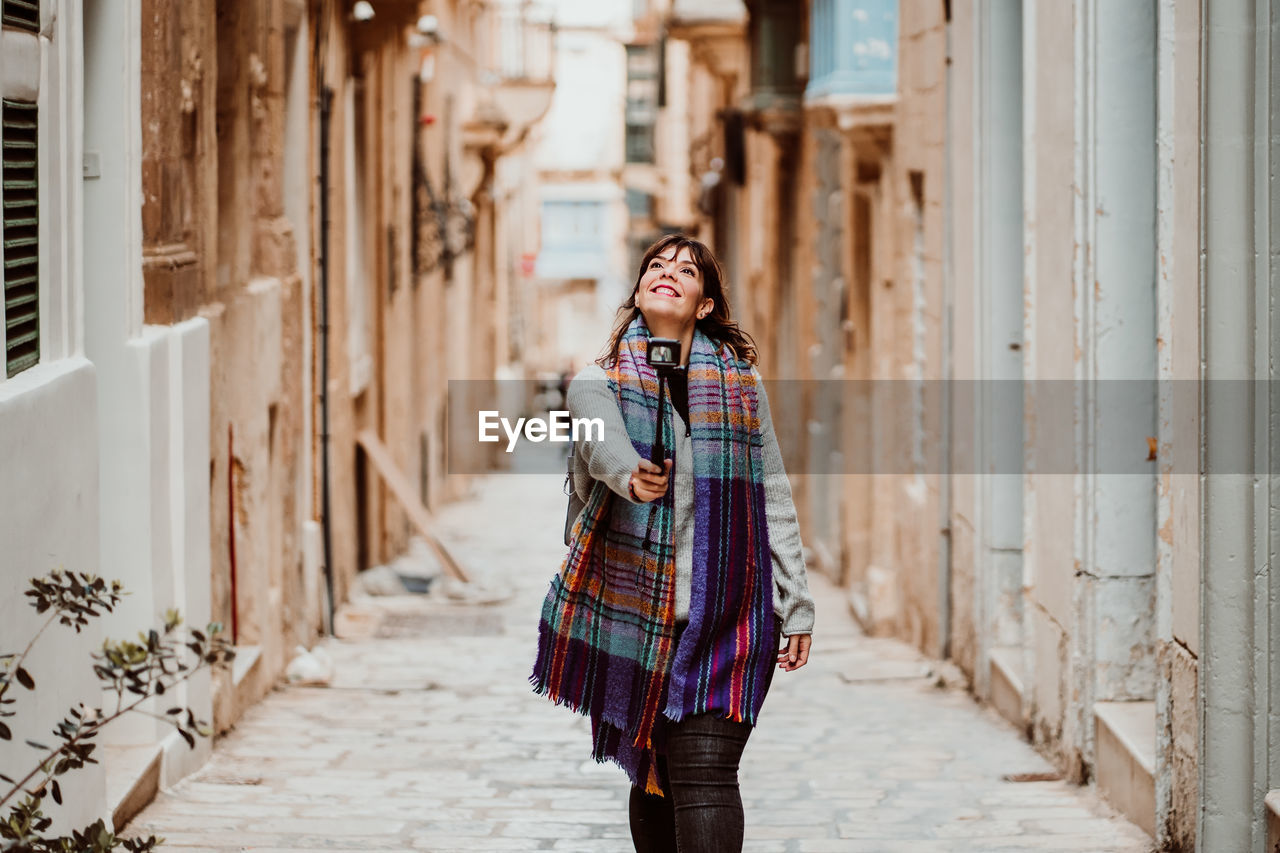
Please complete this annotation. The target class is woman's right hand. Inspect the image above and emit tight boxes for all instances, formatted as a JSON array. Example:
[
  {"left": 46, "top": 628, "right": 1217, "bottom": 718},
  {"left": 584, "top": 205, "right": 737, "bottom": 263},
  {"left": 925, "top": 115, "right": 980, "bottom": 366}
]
[{"left": 629, "top": 459, "right": 673, "bottom": 502}]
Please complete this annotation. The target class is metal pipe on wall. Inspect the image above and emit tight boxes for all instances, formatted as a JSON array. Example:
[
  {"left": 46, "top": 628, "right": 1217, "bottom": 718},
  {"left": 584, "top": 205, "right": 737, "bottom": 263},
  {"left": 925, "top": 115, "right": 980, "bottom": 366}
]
[
  {"left": 319, "top": 83, "right": 336, "bottom": 635},
  {"left": 936, "top": 0, "right": 954, "bottom": 663}
]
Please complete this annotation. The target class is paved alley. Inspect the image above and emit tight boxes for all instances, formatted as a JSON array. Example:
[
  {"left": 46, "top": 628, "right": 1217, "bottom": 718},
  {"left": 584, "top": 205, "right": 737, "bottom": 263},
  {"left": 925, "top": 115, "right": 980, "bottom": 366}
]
[{"left": 129, "top": 463, "right": 1155, "bottom": 853}]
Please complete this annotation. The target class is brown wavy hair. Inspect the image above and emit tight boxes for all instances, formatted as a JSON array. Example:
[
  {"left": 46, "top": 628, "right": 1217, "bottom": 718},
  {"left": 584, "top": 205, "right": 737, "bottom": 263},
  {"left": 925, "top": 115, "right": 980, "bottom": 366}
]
[{"left": 597, "top": 234, "right": 757, "bottom": 368}]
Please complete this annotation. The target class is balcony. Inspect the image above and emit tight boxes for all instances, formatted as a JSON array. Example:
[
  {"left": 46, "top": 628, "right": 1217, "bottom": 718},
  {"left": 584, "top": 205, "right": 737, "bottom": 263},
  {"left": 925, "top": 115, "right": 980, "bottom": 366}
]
[
  {"left": 666, "top": 0, "right": 748, "bottom": 80},
  {"left": 744, "top": 0, "right": 806, "bottom": 130},
  {"left": 472, "top": 1, "right": 557, "bottom": 149},
  {"left": 491, "top": 2, "right": 555, "bottom": 84},
  {"left": 669, "top": 0, "right": 747, "bottom": 31},
  {"left": 806, "top": 0, "right": 898, "bottom": 102}
]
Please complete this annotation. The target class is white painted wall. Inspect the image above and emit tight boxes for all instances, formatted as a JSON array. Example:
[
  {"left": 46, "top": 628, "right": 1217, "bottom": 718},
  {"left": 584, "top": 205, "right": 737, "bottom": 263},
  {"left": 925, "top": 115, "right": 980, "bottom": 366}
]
[
  {"left": 160, "top": 318, "right": 213, "bottom": 784},
  {"left": 80, "top": 0, "right": 215, "bottom": 784},
  {"left": 0, "top": 360, "right": 104, "bottom": 835},
  {"left": 0, "top": 0, "right": 120, "bottom": 836},
  {"left": 969, "top": 0, "right": 1026, "bottom": 701},
  {"left": 82, "top": 0, "right": 157, "bottom": 746},
  {"left": 1087, "top": 0, "right": 1157, "bottom": 704},
  {"left": 1199, "top": 2, "right": 1279, "bottom": 847},
  {"left": 957, "top": 0, "right": 1160, "bottom": 813}
]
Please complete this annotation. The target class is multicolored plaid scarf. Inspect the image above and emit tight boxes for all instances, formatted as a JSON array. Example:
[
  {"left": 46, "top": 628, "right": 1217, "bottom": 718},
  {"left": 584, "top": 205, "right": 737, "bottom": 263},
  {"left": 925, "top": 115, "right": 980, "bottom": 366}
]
[{"left": 530, "top": 316, "right": 777, "bottom": 795}]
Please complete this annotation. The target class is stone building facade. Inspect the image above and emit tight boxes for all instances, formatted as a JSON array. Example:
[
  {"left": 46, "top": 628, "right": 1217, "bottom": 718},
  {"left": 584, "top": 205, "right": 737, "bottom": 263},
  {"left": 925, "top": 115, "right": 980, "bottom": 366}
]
[
  {"left": 0, "top": 0, "right": 548, "bottom": 832},
  {"left": 654, "top": 0, "right": 1280, "bottom": 850},
  {"left": 654, "top": 0, "right": 949, "bottom": 652}
]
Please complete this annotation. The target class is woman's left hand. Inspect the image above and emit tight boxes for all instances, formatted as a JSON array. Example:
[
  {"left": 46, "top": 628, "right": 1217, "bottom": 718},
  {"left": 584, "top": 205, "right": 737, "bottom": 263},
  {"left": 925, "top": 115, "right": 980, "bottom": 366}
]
[{"left": 777, "top": 634, "right": 811, "bottom": 672}]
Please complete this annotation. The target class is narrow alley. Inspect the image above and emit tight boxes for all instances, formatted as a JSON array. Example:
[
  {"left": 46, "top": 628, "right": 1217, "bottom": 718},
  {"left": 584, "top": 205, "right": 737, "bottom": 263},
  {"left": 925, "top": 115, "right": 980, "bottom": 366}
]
[
  {"left": 129, "top": 461, "right": 1153, "bottom": 853},
  {"left": 6, "top": 0, "right": 1280, "bottom": 849}
]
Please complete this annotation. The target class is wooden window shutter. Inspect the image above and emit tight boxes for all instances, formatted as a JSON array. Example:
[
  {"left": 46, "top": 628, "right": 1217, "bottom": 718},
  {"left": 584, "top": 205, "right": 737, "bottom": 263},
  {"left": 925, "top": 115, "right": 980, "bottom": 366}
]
[
  {"left": 1, "top": 0, "right": 39, "bottom": 32},
  {"left": 3, "top": 99, "right": 39, "bottom": 377}
]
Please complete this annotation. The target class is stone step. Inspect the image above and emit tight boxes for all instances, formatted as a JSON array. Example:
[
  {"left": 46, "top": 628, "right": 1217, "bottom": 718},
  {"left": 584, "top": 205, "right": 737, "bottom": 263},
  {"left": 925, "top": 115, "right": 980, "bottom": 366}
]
[
  {"left": 1094, "top": 700, "right": 1156, "bottom": 838},
  {"left": 105, "top": 743, "right": 162, "bottom": 832}
]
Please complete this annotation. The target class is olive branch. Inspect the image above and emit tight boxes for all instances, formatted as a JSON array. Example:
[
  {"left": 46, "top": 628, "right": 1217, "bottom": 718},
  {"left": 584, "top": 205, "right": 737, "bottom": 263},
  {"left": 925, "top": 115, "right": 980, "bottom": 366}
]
[{"left": 0, "top": 571, "right": 234, "bottom": 852}]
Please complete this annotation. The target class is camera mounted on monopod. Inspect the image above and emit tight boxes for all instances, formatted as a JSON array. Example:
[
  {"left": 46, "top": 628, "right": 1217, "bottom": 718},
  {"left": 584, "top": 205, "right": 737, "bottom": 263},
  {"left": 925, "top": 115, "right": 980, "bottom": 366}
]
[{"left": 647, "top": 337, "right": 681, "bottom": 465}]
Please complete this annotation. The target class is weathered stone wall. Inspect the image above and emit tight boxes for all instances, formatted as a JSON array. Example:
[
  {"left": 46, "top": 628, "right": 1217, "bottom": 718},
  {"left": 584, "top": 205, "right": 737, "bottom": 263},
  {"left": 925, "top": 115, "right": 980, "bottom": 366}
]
[
  {"left": 140, "top": 0, "right": 212, "bottom": 326},
  {"left": 316, "top": 0, "right": 540, "bottom": 592},
  {"left": 886, "top": 0, "right": 947, "bottom": 655},
  {"left": 139, "top": 0, "right": 310, "bottom": 729},
  {"left": 1153, "top": 0, "right": 1201, "bottom": 846},
  {"left": 944, "top": 0, "right": 979, "bottom": 685},
  {"left": 1018, "top": 0, "right": 1079, "bottom": 777},
  {"left": 663, "top": 2, "right": 950, "bottom": 656},
  {"left": 137, "top": 0, "right": 514, "bottom": 732}
]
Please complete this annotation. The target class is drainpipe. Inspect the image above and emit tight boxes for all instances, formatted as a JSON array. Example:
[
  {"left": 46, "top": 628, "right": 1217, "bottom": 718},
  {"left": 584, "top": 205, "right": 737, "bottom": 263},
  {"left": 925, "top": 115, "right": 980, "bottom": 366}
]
[
  {"left": 228, "top": 424, "right": 239, "bottom": 645},
  {"left": 319, "top": 84, "right": 336, "bottom": 634},
  {"left": 936, "top": 6, "right": 954, "bottom": 662}
]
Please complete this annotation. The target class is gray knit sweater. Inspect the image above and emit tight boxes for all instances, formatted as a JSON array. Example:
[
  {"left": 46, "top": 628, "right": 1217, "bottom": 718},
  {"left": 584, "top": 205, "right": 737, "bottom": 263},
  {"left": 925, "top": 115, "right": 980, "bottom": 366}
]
[{"left": 566, "top": 363, "right": 816, "bottom": 637}]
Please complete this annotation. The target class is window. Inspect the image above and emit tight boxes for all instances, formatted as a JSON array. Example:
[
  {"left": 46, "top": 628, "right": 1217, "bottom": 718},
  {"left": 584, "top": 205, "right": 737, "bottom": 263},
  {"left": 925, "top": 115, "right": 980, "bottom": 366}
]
[
  {"left": 625, "top": 188, "right": 654, "bottom": 220},
  {"left": 2, "top": 0, "right": 41, "bottom": 377},
  {"left": 747, "top": 0, "right": 805, "bottom": 108},
  {"left": 1, "top": 0, "right": 76, "bottom": 382},
  {"left": 3, "top": 99, "right": 38, "bottom": 377},
  {"left": 1, "top": 0, "right": 38, "bottom": 33},
  {"left": 541, "top": 201, "right": 605, "bottom": 253},
  {"left": 625, "top": 44, "right": 659, "bottom": 164},
  {"left": 537, "top": 199, "right": 609, "bottom": 279},
  {"left": 625, "top": 126, "right": 655, "bottom": 164}
]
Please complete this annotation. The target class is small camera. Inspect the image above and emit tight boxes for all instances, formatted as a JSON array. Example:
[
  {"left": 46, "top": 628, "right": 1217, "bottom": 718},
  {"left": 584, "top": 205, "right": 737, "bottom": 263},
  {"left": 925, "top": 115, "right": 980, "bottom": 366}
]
[
  {"left": 647, "top": 338, "right": 681, "bottom": 371},
  {"left": 646, "top": 337, "right": 682, "bottom": 465}
]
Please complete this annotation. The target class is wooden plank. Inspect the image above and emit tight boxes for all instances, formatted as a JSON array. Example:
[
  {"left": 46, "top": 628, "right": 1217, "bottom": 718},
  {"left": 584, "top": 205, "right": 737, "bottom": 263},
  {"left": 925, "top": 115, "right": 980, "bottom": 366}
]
[{"left": 356, "top": 429, "right": 471, "bottom": 583}]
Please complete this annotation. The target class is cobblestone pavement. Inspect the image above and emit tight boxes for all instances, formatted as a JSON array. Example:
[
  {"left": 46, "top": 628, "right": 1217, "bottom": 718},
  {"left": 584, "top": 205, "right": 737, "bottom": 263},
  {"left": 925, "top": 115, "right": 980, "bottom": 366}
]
[{"left": 131, "top": 461, "right": 1155, "bottom": 852}]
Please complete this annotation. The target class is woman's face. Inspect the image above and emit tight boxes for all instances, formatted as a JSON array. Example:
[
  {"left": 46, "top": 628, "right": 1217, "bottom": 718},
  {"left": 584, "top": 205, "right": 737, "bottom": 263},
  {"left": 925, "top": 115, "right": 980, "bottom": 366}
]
[{"left": 635, "top": 246, "right": 714, "bottom": 329}]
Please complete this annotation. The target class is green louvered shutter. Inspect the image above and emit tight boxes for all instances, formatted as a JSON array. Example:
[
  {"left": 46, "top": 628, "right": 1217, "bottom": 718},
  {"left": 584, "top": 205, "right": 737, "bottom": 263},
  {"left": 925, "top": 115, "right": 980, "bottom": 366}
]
[
  {"left": 1, "top": 0, "right": 39, "bottom": 32},
  {"left": 3, "top": 99, "right": 39, "bottom": 378}
]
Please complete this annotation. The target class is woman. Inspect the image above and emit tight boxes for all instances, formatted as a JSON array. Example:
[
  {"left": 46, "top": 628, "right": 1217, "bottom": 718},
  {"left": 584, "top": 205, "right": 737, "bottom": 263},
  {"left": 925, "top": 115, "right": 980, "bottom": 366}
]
[{"left": 531, "top": 234, "right": 815, "bottom": 852}]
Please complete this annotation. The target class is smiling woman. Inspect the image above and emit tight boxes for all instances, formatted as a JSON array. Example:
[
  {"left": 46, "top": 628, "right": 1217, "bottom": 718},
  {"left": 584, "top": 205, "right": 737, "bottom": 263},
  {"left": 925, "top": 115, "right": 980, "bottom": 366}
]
[
  {"left": 530, "top": 234, "right": 815, "bottom": 853},
  {"left": 600, "top": 235, "right": 758, "bottom": 370}
]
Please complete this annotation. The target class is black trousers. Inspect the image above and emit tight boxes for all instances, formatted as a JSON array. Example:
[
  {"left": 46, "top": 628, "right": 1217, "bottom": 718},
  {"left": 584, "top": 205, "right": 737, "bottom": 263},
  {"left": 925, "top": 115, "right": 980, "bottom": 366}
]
[
  {"left": 629, "top": 615, "right": 781, "bottom": 852},
  {"left": 628, "top": 712, "right": 754, "bottom": 853}
]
